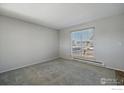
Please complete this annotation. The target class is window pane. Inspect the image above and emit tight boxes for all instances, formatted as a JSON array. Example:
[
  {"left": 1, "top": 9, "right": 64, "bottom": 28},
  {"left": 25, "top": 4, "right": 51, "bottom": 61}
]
[{"left": 71, "top": 28, "right": 95, "bottom": 59}]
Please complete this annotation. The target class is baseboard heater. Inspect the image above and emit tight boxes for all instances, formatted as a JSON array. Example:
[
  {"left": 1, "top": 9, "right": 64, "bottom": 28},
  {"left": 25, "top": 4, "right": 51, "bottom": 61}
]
[{"left": 73, "top": 57, "right": 104, "bottom": 66}]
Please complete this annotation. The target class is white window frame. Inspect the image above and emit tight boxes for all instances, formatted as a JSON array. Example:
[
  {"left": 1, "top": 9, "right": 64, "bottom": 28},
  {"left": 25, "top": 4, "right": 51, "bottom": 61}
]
[{"left": 70, "top": 27, "right": 95, "bottom": 60}]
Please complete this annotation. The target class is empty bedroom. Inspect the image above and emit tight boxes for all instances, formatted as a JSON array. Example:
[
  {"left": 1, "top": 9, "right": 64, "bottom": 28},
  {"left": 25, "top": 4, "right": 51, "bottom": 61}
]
[{"left": 0, "top": 3, "right": 124, "bottom": 85}]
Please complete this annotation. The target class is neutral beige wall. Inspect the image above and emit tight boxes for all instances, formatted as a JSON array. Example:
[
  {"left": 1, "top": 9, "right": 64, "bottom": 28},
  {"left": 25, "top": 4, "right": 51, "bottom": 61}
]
[
  {"left": 0, "top": 15, "right": 59, "bottom": 73},
  {"left": 59, "top": 13, "right": 124, "bottom": 71}
]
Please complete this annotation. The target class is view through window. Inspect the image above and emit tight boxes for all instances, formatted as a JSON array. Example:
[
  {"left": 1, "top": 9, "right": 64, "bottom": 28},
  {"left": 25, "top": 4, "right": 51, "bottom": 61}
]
[{"left": 71, "top": 28, "right": 95, "bottom": 59}]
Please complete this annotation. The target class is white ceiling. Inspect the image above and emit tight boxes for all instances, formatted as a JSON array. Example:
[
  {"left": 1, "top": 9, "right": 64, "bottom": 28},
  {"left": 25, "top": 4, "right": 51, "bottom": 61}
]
[{"left": 0, "top": 3, "right": 124, "bottom": 30}]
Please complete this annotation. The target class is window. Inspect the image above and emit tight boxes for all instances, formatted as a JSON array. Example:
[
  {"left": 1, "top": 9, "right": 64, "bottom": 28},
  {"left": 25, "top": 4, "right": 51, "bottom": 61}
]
[{"left": 71, "top": 27, "right": 95, "bottom": 60}]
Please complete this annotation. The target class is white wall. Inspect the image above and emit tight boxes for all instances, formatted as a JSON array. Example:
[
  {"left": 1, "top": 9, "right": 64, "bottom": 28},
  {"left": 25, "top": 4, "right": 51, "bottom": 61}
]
[
  {"left": 59, "top": 13, "right": 124, "bottom": 71},
  {"left": 0, "top": 15, "right": 59, "bottom": 73}
]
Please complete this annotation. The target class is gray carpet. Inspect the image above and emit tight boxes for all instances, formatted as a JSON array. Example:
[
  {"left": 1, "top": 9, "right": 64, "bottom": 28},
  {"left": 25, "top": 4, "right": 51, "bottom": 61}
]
[{"left": 0, "top": 58, "right": 116, "bottom": 85}]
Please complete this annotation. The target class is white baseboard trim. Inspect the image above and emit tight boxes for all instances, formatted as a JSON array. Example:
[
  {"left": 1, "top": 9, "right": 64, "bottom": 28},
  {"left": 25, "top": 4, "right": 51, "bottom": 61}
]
[
  {"left": 60, "top": 57, "right": 124, "bottom": 72},
  {"left": 0, "top": 56, "right": 59, "bottom": 74}
]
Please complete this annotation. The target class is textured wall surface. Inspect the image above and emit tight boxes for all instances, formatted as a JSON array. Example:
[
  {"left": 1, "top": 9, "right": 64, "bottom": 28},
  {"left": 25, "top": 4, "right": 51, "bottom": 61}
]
[
  {"left": 0, "top": 15, "right": 59, "bottom": 73},
  {"left": 59, "top": 13, "right": 124, "bottom": 71}
]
